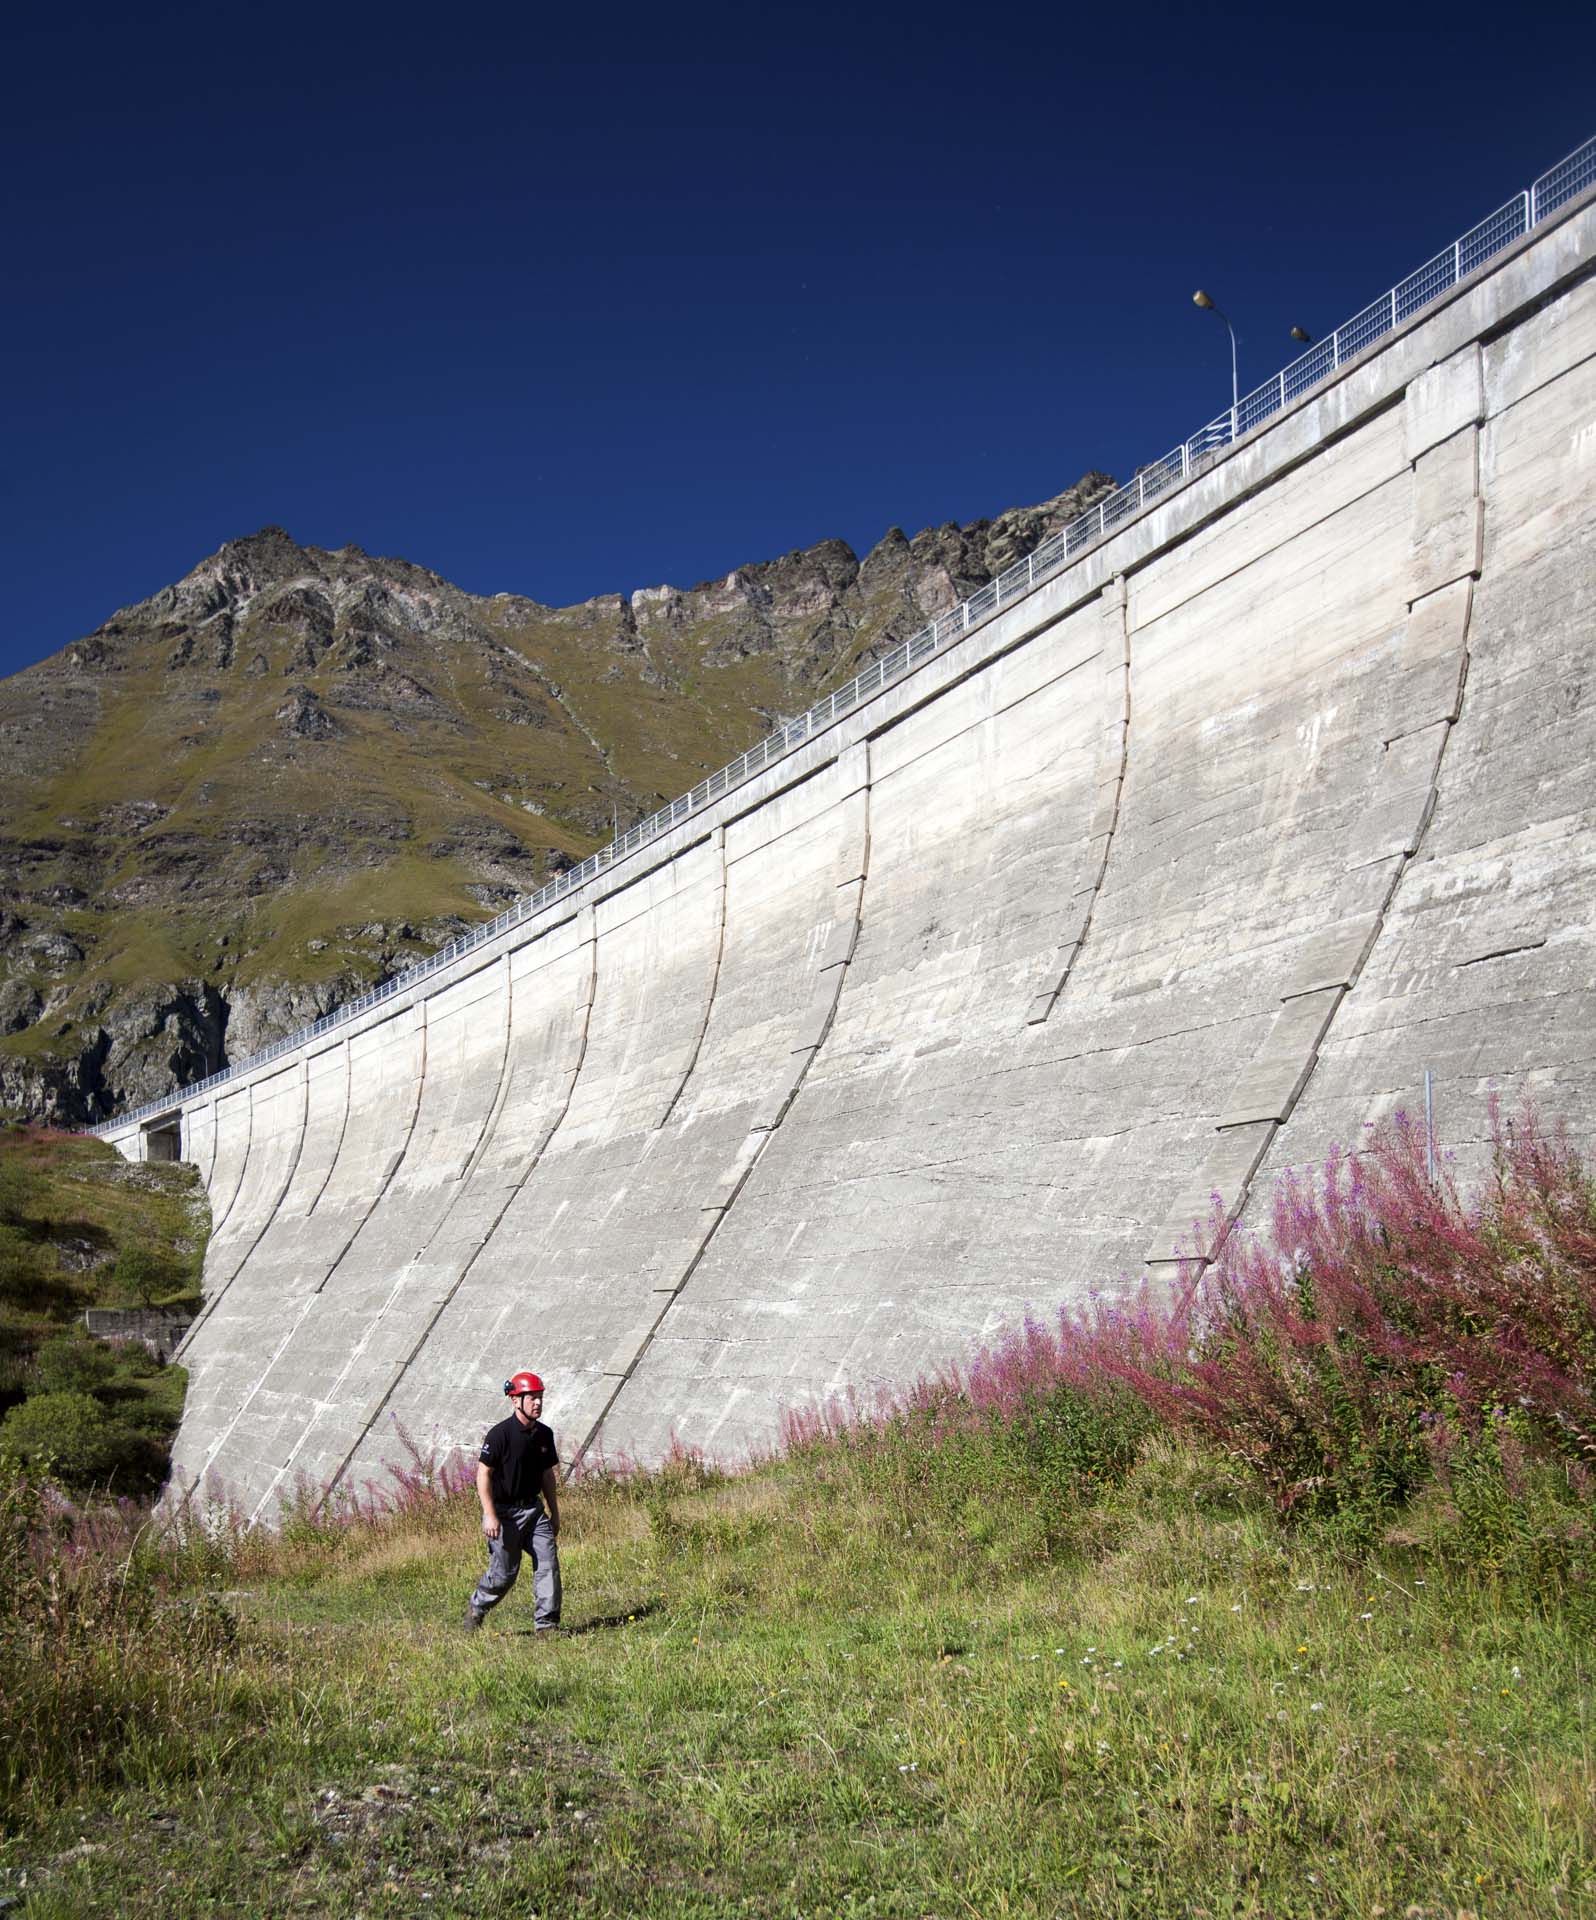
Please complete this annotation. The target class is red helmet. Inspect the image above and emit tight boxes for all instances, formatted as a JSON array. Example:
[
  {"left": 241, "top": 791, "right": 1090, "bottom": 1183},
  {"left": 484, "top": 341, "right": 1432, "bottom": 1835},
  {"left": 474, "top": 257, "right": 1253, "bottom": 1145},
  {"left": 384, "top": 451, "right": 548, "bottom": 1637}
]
[{"left": 504, "top": 1371, "right": 544, "bottom": 1397}]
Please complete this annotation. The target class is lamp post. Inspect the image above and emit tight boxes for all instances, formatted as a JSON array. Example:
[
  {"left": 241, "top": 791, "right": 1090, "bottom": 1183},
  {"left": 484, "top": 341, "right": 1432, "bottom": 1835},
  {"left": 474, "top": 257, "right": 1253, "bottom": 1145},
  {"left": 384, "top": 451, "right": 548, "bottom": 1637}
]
[{"left": 1192, "top": 289, "right": 1238, "bottom": 441}]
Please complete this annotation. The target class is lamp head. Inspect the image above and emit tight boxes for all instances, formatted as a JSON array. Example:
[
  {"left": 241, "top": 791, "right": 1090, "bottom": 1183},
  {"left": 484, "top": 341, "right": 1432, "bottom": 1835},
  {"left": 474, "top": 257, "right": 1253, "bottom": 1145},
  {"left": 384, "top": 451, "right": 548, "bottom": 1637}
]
[
  {"left": 1192, "top": 290, "right": 1215, "bottom": 311},
  {"left": 1289, "top": 325, "right": 1313, "bottom": 344}
]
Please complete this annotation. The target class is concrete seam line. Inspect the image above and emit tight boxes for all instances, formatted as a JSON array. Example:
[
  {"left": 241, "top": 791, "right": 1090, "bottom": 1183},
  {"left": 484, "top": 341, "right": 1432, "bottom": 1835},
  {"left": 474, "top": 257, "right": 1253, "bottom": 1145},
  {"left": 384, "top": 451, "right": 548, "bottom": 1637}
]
[
  {"left": 206, "top": 1081, "right": 254, "bottom": 1243},
  {"left": 457, "top": 951, "right": 517, "bottom": 1188},
  {"left": 1030, "top": 580, "right": 1133, "bottom": 1027},
  {"left": 1127, "top": 412, "right": 1410, "bottom": 637},
  {"left": 185, "top": 1285, "right": 321, "bottom": 1505},
  {"left": 303, "top": 1038, "right": 353, "bottom": 1219},
  {"left": 569, "top": 749, "right": 875, "bottom": 1474},
  {"left": 655, "top": 827, "right": 729, "bottom": 1131},
  {"left": 319, "top": 921, "right": 601, "bottom": 1507},
  {"left": 310, "top": 1012, "right": 428, "bottom": 1300},
  {"left": 1207, "top": 418, "right": 1484, "bottom": 1270}
]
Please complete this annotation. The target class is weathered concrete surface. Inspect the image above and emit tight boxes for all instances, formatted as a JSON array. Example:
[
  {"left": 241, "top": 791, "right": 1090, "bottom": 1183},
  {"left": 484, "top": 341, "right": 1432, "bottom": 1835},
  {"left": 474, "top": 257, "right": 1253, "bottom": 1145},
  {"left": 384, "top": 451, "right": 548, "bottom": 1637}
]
[
  {"left": 110, "top": 192, "right": 1596, "bottom": 1510},
  {"left": 1254, "top": 271, "right": 1596, "bottom": 1193}
]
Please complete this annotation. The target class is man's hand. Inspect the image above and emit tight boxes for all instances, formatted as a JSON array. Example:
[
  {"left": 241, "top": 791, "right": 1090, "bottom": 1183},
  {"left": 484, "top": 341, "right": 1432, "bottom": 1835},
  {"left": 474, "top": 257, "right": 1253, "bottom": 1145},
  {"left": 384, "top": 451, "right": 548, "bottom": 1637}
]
[{"left": 476, "top": 1460, "right": 499, "bottom": 1539}]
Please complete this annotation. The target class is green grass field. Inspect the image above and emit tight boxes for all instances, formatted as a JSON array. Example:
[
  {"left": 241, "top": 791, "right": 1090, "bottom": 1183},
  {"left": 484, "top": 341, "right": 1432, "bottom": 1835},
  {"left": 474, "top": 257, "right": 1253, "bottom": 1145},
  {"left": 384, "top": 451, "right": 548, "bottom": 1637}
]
[{"left": 0, "top": 1434, "right": 1591, "bottom": 1919}]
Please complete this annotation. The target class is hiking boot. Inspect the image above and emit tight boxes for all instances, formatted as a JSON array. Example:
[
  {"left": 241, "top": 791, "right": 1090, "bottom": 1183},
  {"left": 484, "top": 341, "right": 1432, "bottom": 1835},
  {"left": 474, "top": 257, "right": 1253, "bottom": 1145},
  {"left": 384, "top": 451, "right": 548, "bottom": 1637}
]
[{"left": 464, "top": 1604, "right": 486, "bottom": 1631}]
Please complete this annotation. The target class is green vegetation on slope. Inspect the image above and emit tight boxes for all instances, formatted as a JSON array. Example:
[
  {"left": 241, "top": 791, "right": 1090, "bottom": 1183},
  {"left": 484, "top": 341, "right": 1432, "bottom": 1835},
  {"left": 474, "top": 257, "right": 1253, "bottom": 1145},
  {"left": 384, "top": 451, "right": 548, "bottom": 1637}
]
[{"left": 0, "top": 1128, "right": 205, "bottom": 1492}]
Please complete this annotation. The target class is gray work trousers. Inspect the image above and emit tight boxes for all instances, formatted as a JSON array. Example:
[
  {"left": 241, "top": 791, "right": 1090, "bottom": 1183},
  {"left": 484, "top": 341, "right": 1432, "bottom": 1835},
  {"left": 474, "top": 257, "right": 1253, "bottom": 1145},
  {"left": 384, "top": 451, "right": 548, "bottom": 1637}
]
[{"left": 470, "top": 1505, "right": 561, "bottom": 1629}]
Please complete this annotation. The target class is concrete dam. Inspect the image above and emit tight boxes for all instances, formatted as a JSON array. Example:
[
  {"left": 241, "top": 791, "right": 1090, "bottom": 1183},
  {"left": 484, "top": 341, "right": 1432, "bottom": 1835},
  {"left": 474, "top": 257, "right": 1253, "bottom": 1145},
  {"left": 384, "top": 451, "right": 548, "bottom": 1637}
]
[{"left": 103, "top": 176, "right": 1596, "bottom": 1519}]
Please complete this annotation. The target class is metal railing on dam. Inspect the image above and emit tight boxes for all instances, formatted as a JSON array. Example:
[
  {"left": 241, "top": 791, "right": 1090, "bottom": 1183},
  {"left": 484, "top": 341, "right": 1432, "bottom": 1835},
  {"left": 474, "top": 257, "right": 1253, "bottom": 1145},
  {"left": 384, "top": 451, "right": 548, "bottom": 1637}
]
[{"left": 95, "top": 132, "right": 1596, "bottom": 1138}]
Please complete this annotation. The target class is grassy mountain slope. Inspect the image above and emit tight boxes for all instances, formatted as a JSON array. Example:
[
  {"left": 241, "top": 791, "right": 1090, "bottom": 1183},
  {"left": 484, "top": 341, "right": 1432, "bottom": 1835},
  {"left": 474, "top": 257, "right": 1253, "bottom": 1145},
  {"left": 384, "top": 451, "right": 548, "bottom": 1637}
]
[{"left": 0, "top": 480, "right": 1111, "bottom": 1123}]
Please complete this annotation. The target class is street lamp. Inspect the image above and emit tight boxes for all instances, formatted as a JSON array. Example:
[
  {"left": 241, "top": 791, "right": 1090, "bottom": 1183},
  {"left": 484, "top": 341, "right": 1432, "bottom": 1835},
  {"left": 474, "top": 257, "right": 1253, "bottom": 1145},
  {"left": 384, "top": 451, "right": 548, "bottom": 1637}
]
[{"left": 1192, "top": 289, "right": 1238, "bottom": 440}]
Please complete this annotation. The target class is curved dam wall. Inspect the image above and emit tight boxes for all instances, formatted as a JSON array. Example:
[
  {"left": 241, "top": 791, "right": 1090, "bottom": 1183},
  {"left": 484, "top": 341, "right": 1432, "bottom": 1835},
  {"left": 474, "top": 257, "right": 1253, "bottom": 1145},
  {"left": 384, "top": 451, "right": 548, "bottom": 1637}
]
[{"left": 105, "top": 196, "right": 1596, "bottom": 1515}]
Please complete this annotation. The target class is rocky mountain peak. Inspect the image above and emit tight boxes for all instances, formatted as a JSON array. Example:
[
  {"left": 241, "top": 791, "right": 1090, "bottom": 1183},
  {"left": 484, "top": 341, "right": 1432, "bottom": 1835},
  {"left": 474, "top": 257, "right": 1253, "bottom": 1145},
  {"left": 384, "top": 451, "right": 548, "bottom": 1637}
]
[{"left": 153, "top": 527, "right": 325, "bottom": 627}]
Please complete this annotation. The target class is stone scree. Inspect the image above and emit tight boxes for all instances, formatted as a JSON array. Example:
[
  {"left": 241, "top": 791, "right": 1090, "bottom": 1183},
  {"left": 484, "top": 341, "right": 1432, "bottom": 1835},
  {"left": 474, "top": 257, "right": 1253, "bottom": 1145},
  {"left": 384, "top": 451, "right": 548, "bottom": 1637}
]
[{"left": 100, "top": 195, "right": 1596, "bottom": 1519}]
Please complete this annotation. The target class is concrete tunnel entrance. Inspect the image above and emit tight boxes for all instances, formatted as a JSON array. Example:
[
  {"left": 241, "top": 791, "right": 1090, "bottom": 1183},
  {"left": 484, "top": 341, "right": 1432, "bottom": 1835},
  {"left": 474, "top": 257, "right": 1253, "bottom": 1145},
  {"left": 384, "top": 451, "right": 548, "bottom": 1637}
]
[{"left": 141, "top": 1115, "right": 182, "bottom": 1163}]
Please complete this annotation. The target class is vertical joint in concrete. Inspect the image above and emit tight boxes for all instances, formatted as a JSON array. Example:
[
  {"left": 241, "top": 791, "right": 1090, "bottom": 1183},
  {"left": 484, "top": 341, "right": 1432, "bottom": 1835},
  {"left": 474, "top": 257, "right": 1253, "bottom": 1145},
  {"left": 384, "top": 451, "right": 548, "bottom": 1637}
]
[
  {"left": 655, "top": 826, "right": 729, "bottom": 1130},
  {"left": 1028, "top": 575, "right": 1132, "bottom": 1027}
]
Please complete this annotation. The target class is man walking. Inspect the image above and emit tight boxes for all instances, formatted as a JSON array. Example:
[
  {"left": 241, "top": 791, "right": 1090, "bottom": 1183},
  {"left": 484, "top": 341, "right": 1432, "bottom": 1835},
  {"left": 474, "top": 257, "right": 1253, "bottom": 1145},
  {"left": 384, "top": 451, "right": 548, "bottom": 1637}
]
[{"left": 465, "top": 1369, "right": 562, "bottom": 1632}]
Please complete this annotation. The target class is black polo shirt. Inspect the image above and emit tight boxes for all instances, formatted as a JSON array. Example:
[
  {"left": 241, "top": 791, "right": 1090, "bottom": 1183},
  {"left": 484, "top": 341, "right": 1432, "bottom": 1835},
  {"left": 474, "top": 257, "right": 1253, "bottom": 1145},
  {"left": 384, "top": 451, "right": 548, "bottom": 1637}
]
[{"left": 478, "top": 1415, "right": 559, "bottom": 1510}]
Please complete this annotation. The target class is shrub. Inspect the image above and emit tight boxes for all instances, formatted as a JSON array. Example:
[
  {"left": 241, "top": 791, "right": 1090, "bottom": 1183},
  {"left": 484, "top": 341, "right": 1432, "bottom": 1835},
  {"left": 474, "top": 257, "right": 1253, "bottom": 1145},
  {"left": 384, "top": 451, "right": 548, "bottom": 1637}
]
[
  {"left": 782, "top": 1298, "right": 1176, "bottom": 1560},
  {"left": 1103, "top": 1103, "right": 1596, "bottom": 1518},
  {"left": 33, "top": 1330, "right": 119, "bottom": 1397},
  {"left": 0, "top": 1391, "right": 146, "bottom": 1490},
  {"left": 110, "top": 1243, "right": 190, "bottom": 1309}
]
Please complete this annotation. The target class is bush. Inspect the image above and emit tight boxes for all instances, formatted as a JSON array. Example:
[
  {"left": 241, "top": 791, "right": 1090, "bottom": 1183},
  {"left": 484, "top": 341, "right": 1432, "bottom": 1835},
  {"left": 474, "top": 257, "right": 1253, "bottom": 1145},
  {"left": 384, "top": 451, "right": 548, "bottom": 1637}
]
[
  {"left": 0, "top": 1391, "right": 148, "bottom": 1491},
  {"left": 33, "top": 1331, "right": 119, "bottom": 1397},
  {"left": 110, "top": 1244, "right": 184, "bottom": 1309},
  {"left": 1103, "top": 1102, "right": 1596, "bottom": 1520},
  {"left": 782, "top": 1301, "right": 1171, "bottom": 1562}
]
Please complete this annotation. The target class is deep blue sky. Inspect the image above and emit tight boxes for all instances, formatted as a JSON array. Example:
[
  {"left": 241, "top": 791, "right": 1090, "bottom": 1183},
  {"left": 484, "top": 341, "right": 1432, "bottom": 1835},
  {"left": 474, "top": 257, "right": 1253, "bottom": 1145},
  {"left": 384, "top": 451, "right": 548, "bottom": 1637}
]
[{"left": 2, "top": 0, "right": 1591, "bottom": 678}]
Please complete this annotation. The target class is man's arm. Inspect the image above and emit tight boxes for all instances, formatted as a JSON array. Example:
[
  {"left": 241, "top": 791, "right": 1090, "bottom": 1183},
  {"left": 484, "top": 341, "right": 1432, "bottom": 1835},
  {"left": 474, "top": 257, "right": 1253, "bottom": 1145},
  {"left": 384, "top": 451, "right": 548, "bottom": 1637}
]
[
  {"left": 541, "top": 1464, "right": 560, "bottom": 1535},
  {"left": 476, "top": 1460, "right": 500, "bottom": 1538}
]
